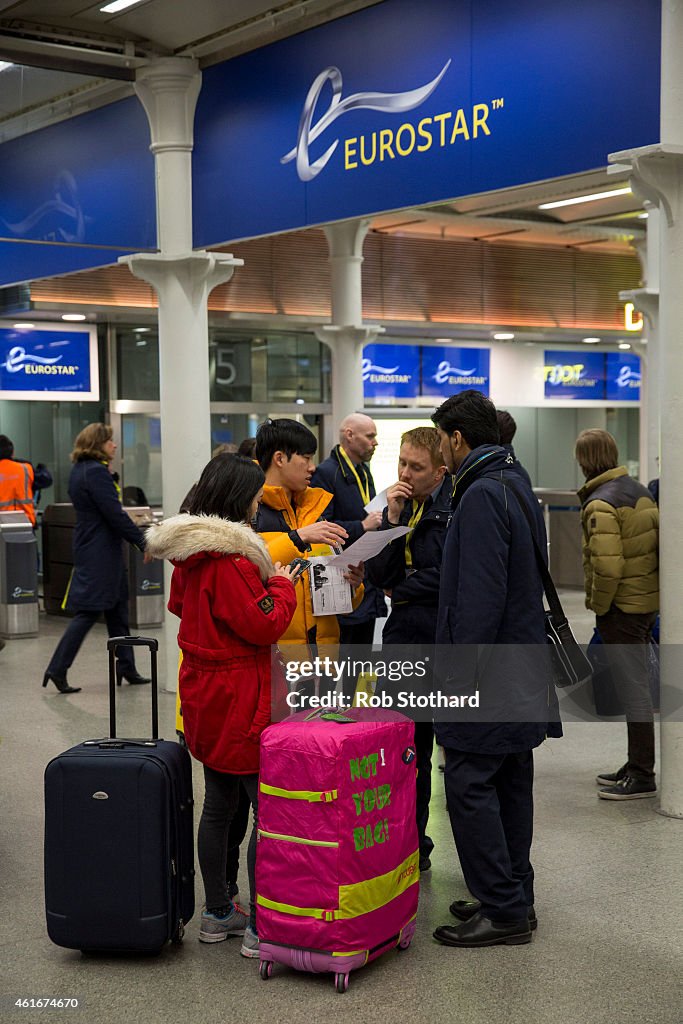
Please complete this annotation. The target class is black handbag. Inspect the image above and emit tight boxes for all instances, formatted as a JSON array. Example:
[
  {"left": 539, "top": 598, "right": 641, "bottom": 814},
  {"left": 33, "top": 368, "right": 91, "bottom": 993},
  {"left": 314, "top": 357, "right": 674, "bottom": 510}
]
[{"left": 493, "top": 475, "right": 592, "bottom": 689}]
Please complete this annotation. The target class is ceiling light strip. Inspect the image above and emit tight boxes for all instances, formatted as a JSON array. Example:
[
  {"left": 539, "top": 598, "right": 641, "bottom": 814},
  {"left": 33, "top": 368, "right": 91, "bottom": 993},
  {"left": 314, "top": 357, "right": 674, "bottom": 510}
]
[{"left": 538, "top": 187, "right": 632, "bottom": 210}]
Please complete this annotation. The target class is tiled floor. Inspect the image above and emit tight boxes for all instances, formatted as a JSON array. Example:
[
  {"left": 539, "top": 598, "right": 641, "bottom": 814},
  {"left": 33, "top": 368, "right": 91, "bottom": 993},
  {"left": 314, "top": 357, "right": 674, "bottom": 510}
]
[{"left": 1, "top": 594, "right": 680, "bottom": 1024}]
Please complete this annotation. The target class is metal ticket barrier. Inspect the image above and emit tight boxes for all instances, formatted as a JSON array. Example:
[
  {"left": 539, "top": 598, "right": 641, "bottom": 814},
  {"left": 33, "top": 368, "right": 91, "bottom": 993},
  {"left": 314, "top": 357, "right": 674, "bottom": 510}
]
[
  {"left": 41, "top": 503, "right": 76, "bottom": 616},
  {"left": 42, "top": 503, "right": 165, "bottom": 626},
  {"left": 0, "top": 511, "right": 39, "bottom": 638},
  {"left": 124, "top": 507, "right": 165, "bottom": 629}
]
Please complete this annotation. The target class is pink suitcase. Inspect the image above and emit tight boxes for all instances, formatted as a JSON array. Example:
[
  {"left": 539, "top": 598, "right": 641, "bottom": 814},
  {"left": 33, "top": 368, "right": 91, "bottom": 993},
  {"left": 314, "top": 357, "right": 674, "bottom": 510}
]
[{"left": 256, "top": 708, "right": 419, "bottom": 993}]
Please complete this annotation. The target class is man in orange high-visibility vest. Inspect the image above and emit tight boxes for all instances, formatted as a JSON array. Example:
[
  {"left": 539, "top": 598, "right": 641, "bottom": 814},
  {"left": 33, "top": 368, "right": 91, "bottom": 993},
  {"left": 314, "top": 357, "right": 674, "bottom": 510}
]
[{"left": 0, "top": 434, "right": 38, "bottom": 526}]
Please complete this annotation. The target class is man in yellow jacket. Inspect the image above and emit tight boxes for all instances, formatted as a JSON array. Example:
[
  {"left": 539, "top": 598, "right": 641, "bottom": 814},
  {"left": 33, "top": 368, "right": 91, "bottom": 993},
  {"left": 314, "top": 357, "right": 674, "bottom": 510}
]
[
  {"left": 575, "top": 429, "right": 659, "bottom": 801},
  {"left": 254, "top": 419, "right": 364, "bottom": 658}
]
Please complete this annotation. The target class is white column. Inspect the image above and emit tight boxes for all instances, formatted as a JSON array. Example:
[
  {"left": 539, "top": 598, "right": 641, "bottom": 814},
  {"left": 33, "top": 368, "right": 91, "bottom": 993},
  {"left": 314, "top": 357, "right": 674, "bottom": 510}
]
[
  {"left": 314, "top": 219, "right": 384, "bottom": 438},
  {"left": 621, "top": 204, "right": 660, "bottom": 484},
  {"left": 609, "top": 1, "right": 683, "bottom": 819},
  {"left": 120, "top": 58, "right": 243, "bottom": 688}
]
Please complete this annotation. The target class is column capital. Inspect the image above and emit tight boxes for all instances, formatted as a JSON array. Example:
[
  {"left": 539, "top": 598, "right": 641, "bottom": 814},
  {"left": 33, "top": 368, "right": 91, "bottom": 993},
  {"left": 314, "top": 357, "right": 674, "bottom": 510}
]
[
  {"left": 313, "top": 323, "right": 385, "bottom": 349},
  {"left": 120, "top": 250, "right": 243, "bottom": 297},
  {"left": 135, "top": 57, "right": 201, "bottom": 154},
  {"left": 619, "top": 287, "right": 659, "bottom": 330},
  {"left": 323, "top": 218, "right": 372, "bottom": 260},
  {"left": 610, "top": 144, "right": 683, "bottom": 227}
]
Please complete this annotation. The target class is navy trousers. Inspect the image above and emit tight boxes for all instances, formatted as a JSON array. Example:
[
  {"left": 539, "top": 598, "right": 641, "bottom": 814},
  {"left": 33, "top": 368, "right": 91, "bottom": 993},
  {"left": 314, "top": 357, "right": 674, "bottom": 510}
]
[
  {"left": 47, "top": 588, "right": 137, "bottom": 678},
  {"left": 444, "top": 748, "right": 535, "bottom": 923}
]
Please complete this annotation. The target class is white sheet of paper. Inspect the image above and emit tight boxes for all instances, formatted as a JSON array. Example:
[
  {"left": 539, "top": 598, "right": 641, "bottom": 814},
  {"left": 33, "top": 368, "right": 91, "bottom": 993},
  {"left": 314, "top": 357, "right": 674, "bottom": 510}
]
[
  {"left": 364, "top": 489, "right": 388, "bottom": 514},
  {"left": 309, "top": 558, "right": 353, "bottom": 615},
  {"left": 328, "top": 525, "right": 410, "bottom": 568}
]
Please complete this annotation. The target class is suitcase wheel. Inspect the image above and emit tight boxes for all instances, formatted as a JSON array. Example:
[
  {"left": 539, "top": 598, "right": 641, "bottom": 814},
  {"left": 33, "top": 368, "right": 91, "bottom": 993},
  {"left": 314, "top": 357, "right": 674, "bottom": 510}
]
[
  {"left": 335, "top": 972, "right": 349, "bottom": 994},
  {"left": 172, "top": 921, "right": 185, "bottom": 944},
  {"left": 398, "top": 935, "right": 412, "bottom": 950},
  {"left": 259, "top": 959, "right": 273, "bottom": 980}
]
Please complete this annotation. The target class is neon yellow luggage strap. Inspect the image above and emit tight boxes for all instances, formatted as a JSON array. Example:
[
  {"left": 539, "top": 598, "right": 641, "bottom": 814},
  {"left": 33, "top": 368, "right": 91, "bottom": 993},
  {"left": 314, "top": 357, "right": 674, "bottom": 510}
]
[
  {"left": 257, "top": 828, "right": 339, "bottom": 848},
  {"left": 257, "top": 850, "right": 420, "bottom": 924},
  {"left": 256, "top": 895, "right": 339, "bottom": 922},
  {"left": 260, "top": 782, "right": 338, "bottom": 803},
  {"left": 337, "top": 850, "right": 420, "bottom": 920}
]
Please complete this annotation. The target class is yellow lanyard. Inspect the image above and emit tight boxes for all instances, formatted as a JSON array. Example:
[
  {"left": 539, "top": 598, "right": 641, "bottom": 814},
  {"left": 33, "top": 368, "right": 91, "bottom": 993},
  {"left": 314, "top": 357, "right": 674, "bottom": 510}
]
[
  {"left": 339, "top": 446, "right": 371, "bottom": 506},
  {"left": 101, "top": 460, "right": 122, "bottom": 502},
  {"left": 405, "top": 500, "right": 425, "bottom": 568}
]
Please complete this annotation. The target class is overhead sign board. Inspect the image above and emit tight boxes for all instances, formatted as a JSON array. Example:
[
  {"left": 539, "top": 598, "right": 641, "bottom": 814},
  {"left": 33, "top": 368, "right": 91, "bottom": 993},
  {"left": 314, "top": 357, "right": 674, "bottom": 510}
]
[
  {"left": 421, "top": 346, "right": 490, "bottom": 397},
  {"left": 0, "top": 99, "right": 156, "bottom": 288},
  {"left": 0, "top": 324, "right": 99, "bottom": 401},
  {"left": 544, "top": 350, "right": 641, "bottom": 401},
  {"left": 606, "top": 351, "right": 641, "bottom": 401},
  {"left": 193, "top": 0, "right": 660, "bottom": 246},
  {"left": 362, "top": 343, "right": 420, "bottom": 401},
  {"left": 544, "top": 351, "right": 605, "bottom": 399}
]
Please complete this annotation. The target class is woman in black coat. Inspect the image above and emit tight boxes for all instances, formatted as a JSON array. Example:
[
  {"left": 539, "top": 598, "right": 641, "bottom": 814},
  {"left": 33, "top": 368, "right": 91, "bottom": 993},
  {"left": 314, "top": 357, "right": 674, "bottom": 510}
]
[{"left": 43, "top": 423, "right": 150, "bottom": 693}]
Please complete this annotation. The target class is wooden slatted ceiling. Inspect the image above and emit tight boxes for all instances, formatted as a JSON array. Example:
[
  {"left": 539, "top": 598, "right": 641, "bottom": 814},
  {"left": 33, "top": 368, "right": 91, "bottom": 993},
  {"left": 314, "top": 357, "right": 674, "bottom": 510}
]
[{"left": 29, "top": 229, "right": 641, "bottom": 330}]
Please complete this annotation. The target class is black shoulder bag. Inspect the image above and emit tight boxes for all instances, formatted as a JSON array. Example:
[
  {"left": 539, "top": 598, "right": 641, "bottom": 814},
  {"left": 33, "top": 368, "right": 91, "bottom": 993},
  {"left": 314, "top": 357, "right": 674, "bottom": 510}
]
[{"left": 491, "top": 474, "right": 592, "bottom": 688}]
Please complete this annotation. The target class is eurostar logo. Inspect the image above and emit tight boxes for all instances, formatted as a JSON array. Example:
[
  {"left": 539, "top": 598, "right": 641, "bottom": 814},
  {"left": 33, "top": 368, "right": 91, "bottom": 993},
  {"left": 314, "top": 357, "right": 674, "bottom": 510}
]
[
  {"left": 362, "top": 358, "right": 400, "bottom": 381},
  {"left": 615, "top": 365, "right": 641, "bottom": 388},
  {"left": 433, "top": 361, "right": 476, "bottom": 384},
  {"left": 2, "top": 346, "right": 62, "bottom": 373},
  {"left": 282, "top": 61, "right": 452, "bottom": 182}
]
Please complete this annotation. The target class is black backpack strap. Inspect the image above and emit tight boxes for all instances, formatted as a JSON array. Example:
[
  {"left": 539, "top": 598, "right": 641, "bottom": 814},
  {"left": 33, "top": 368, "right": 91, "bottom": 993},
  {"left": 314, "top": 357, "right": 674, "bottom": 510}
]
[{"left": 483, "top": 472, "right": 568, "bottom": 628}]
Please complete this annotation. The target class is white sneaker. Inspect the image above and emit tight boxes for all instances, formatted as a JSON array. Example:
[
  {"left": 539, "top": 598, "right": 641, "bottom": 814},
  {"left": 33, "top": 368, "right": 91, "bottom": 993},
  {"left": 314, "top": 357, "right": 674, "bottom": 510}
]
[{"left": 240, "top": 925, "right": 259, "bottom": 958}]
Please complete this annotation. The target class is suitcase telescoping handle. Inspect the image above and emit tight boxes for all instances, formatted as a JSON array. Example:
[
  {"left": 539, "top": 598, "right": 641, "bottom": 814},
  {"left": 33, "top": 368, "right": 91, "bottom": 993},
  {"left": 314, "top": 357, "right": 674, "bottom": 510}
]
[{"left": 107, "top": 636, "right": 159, "bottom": 740}]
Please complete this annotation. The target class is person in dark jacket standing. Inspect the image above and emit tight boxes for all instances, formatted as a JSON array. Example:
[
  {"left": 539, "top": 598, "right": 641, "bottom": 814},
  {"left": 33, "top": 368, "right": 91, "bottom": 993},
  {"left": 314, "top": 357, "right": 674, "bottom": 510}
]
[
  {"left": 42, "top": 423, "right": 150, "bottom": 693},
  {"left": 496, "top": 411, "right": 533, "bottom": 488},
  {"left": 575, "top": 429, "right": 659, "bottom": 800},
  {"left": 366, "top": 426, "right": 450, "bottom": 872},
  {"left": 430, "top": 390, "right": 561, "bottom": 949},
  {"left": 311, "top": 413, "right": 385, "bottom": 646}
]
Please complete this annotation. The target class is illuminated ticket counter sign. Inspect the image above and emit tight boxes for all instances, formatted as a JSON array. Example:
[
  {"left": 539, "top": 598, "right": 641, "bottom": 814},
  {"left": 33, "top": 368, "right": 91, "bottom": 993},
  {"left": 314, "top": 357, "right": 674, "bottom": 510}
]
[
  {"left": 421, "top": 346, "right": 490, "bottom": 397},
  {"left": 606, "top": 352, "right": 641, "bottom": 401},
  {"left": 544, "top": 350, "right": 641, "bottom": 401},
  {"left": 0, "top": 325, "right": 99, "bottom": 400},
  {"left": 362, "top": 344, "right": 420, "bottom": 401},
  {"left": 543, "top": 351, "right": 605, "bottom": 400}
]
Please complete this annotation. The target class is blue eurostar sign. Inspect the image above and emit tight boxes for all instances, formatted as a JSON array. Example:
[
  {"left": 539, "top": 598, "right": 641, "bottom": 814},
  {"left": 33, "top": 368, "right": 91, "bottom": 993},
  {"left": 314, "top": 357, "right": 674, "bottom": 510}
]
[
  {"left": 363, "top": 343, "right": 420, "bottom": 401},
  {"left": 421, "top": 346, "right": 490, "bottom": 397},
  {"left": 0, "top": 326, "right": 99, "bottom": 400},
  {"left": 193, "top": 0, "right": 660, "bottom": 247},
  {"left": 606, "top": 352, "right": 641, "bottom": 401}
]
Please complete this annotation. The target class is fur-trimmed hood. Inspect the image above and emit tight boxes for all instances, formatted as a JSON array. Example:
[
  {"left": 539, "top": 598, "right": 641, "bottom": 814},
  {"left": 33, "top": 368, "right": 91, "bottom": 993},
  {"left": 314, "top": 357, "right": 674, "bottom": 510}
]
[{"left": 145, "top": 513, "right": 274, "bottom": 581}]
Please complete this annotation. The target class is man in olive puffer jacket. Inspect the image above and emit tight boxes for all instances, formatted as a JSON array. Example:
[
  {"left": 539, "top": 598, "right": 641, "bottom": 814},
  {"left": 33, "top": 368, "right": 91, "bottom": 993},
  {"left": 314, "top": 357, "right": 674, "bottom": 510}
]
[{"left": 575, "top": 429, "right": 659, "bottom": 800}]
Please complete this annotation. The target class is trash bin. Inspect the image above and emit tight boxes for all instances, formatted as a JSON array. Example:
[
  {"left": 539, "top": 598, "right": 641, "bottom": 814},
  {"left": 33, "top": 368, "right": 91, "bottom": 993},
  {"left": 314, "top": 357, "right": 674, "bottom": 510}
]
[
  {"left": 125, "top": 507, "right": 165, "bottom": 629},
  {"left": 41, "top": 503, "right": 77, "bottom": 616},
  {"left": 0, "top": 511, "right": 39, "bottom": 638}
]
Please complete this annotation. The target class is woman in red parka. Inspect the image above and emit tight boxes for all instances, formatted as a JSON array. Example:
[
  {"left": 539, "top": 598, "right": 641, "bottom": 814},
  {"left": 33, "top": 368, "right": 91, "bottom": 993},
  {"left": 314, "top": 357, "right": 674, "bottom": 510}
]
[{"left": 145, "top": 454, "right": 297, "bottom": 955}]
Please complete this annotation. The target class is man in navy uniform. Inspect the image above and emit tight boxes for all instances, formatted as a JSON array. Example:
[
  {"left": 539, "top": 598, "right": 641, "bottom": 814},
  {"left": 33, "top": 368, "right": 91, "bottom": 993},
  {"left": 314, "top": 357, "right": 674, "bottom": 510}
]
[{"left": 311, "top": 413, "right": 385, "bottom": 646}]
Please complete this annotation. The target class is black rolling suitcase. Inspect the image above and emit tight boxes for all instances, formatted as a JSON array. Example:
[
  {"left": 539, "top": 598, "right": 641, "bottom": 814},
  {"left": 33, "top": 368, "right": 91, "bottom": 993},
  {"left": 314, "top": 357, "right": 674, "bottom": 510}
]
[{"left": 44, "top": 637, "right": 195, "bottom": 953}]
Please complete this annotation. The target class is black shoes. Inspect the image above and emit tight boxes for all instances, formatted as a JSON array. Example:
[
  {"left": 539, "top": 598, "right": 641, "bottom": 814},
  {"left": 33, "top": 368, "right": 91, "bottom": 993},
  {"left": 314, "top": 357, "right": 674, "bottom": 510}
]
[
  {"left": 598, "top": 774, "right": 657, "bottom": 800},
  {"left": 419, "top": 856, "right": 432, "bottom": 872},
  {"left": 116, "top": 665, "right": 152, "bottom": 686},
  {"left": 449, "top": 899, "right": 537, "bottom": 931},
  {"left": 42, "top": 671, "right": 81, "bottom": 694},
  {"left": 434, "top": 912, "right": 531, "bottom": 947},
  {"left": 595, "top": 765, "right": 627, "bottom": 786}
]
